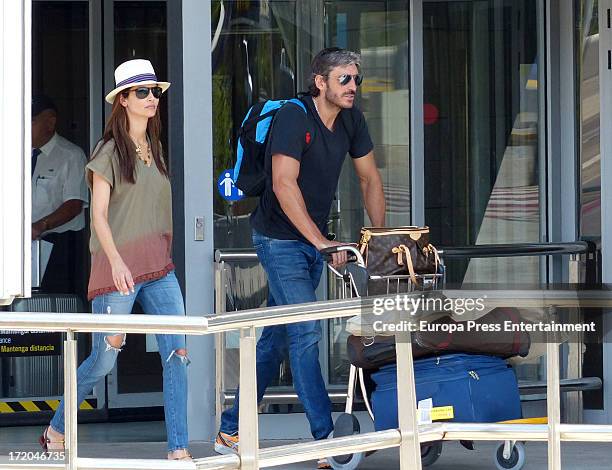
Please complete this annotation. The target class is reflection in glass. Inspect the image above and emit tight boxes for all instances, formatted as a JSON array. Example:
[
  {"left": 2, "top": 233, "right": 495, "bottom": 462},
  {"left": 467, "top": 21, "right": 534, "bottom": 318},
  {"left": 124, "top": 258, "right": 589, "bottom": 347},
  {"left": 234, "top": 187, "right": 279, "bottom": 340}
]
[
  {"left": 33, "top": 1, "right": 89, "bottom": 152},
  {"left": 10, "top": 0, "right": 91, "bottom": 400},
  {"left": 211, "top": 0, "right": 413, "bottom": 391},
  {"left": 221, "top": 261, "right": 270, "bottom": 392},
  {"left": 421, "top": 1, "right": 545, "bottom": 387},
  {"left": 114, "top": 1, "right": 168, "bottom": 152},
  {"left": 577, "top": 0, "right": 600, "bottom": 242},
  {"left": 423, "top": 1, "right": 543, "bottom": 285},
  {"left": 325, "top": 1, "right": 411, "bottom": 385},
  {"left": 212, "top": 1, "right": 298, "bottom": 249},
  {"left": 576, "top": 0, "right": 603, "bottom": 411},
  {"left": 212, "top": 1, "right": 300, "bottom": 397},
  {"left": 326, "top": 1, "right": 411, "bottom": 241},
  {"left": 113, "top": 1, "right": 169, "bottom": 395}
]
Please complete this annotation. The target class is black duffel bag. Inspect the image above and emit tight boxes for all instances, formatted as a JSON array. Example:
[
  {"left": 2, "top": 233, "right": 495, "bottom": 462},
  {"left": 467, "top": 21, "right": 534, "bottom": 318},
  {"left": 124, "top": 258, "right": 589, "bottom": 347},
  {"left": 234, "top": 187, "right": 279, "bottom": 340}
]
[{"left": 347, "top": 307, "right": 531, "bottom": 369}]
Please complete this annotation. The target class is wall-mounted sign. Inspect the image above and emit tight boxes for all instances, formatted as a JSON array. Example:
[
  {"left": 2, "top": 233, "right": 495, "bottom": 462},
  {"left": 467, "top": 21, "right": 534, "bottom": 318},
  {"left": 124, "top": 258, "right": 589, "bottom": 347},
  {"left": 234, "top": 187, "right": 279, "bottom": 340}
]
[
  {"left": 217, "top": 169, "right": 244, "bottom": 201},
  {"left": 0, "top": 330, "right": 61, "bottom": 357}
]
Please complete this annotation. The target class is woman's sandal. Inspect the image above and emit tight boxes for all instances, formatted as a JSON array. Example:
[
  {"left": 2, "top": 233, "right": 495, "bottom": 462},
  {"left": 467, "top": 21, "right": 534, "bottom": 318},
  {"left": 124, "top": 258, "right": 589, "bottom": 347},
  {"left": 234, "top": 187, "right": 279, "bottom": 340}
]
[
  {"left": 168, "top": 448, "right": 193, "bottom": 461},
  {"left": 38, "top": 426, "right": 65, "bottom": 452}
]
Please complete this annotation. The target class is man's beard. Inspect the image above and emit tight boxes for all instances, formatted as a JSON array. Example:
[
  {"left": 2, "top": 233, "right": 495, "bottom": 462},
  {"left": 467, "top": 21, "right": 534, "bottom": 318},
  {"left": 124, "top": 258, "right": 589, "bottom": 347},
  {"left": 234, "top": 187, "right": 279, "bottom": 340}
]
[{"left": 325, "top": 89, "right": 355, "bottom": 109}]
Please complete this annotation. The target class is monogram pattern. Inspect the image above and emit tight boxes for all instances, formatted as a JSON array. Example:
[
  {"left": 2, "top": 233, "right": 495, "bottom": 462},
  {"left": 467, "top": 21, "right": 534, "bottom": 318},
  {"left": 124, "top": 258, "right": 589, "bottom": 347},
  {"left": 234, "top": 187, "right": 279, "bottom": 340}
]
[{"left": 357, "top": 227, "right": 439, "bottom": 280}]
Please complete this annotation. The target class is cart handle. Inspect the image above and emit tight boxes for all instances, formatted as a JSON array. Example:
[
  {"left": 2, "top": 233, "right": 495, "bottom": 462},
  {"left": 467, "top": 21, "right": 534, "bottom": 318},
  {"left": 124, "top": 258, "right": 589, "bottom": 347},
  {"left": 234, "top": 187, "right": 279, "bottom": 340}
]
[{"left": 320, "top": 244, "right": 366, "bottom": 267}]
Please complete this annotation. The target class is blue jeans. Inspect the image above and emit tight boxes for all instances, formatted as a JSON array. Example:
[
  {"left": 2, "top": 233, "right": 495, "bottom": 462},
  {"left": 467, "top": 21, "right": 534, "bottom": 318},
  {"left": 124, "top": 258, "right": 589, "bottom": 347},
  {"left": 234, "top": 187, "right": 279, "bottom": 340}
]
[
  {"left": 50, "top": 271, "right": 189, "bottom": 452},
  {"left": 220, "top": 230, "right": 333, "bottom": 440}
]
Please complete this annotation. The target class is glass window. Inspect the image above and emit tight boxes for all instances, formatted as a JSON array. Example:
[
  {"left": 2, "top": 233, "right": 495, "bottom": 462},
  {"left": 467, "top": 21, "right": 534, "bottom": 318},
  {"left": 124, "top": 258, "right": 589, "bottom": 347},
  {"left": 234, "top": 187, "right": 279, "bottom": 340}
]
[
  {"left": 422, "top": 0, "right": 544, "bottom": 285},
  {"left": 326, "top": 1, "right": 411, "bottom": 240},
  {"left": 420, "top": 1, "right": 545, "bottom": 387},
  {"left": 114, "top": 1, "right": 169, "bottom": 153},
  {"left": 32, "top": 1, "right": 90, "bottom": 300},
  {"left": 575, "top": 0, "right": 603, "bottom": 411},
  {"left": 1, "top": 0, "right": 90, "bottom": 400},
  {"left": 112, "top": 1, "right": 168, "bottom": 396},
  {"left": 577, "top": 1, "right": 600, "bottom": 242},
  {"left": 211, "top": 0, "right": 412, "bottom": 392},
  {"left": 33, "top": 1, "right": 90, "bottom": 155},
  {"left": 324, "top": 0, "right": 411, "bottom": 385},
  {"left": 212, "top": 1, "right": 301, "bottom": 399},
  {"left": 212, "top": 1, "right": 298, "bottom": 249},
  {"left": 212, "top": 0, "right": 411, "bottom": 248}
]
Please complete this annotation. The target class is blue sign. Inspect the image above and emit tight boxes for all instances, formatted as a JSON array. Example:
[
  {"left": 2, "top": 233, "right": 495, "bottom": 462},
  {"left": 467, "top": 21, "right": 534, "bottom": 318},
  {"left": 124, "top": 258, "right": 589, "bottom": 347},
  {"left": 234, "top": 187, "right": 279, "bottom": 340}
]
[{"left": 217, "top": 169, "right": 244, "bottom": 201}]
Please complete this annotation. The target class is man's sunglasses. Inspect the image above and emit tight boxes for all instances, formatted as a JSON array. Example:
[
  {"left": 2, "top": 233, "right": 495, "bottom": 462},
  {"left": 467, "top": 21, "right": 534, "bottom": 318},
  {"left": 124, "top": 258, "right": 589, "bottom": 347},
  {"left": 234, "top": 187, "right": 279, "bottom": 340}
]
[
  {"left": 123, "top": 86, "right": 163, "bottom": 99},
  {"left": 336, "top": 73, "right": 363, "bottom": 86}
]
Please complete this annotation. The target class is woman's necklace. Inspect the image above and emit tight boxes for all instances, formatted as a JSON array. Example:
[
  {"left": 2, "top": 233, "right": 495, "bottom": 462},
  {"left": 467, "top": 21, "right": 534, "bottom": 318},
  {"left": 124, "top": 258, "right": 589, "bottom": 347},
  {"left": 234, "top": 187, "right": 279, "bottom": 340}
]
[{"left": 133, "top": 138, "right": 152, "bottom": 167}]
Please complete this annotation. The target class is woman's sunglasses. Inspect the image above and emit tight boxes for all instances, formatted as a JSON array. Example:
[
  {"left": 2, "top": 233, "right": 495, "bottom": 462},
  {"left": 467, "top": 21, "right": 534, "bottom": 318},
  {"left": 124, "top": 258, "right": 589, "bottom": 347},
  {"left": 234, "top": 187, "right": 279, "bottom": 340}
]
[
  {"left": 123, "top": 86, "right": 163, "bottom": 99},
  {"left": 336, "top": 73, "right": 363, "bottom": 86}
]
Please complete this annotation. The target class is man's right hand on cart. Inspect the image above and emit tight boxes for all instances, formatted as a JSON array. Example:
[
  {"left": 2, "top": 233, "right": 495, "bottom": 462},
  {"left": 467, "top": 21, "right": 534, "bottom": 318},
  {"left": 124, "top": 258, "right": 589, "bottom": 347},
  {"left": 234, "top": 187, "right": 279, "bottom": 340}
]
[
  {"left": 319, "top": 241, "right": 365, "bottom": 268},
  {"left": 317, "top": 239, "right": 350, "bottom": 267}
]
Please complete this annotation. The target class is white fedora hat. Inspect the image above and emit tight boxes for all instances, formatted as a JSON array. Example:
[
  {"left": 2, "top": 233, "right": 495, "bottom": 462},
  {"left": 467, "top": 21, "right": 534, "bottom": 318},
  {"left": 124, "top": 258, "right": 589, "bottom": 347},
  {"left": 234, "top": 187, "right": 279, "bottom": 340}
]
[{"left": 105, "top": 59, "right": 170, "bottom": 104}]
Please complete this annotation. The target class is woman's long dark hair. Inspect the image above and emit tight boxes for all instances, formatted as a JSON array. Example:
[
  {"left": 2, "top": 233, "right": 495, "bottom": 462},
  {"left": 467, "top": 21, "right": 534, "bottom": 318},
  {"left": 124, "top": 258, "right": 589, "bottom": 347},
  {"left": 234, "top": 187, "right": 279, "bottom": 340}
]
[{"left": 91, "top": 94, "right": 168, "bottom": 183}]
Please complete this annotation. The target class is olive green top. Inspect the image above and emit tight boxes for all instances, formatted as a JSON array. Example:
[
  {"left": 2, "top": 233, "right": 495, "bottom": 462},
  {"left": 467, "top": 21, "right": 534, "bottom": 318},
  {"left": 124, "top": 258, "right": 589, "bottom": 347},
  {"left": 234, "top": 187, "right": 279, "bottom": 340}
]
[{"left": 85, "top": 139, "right": 174, "bottom": 300}]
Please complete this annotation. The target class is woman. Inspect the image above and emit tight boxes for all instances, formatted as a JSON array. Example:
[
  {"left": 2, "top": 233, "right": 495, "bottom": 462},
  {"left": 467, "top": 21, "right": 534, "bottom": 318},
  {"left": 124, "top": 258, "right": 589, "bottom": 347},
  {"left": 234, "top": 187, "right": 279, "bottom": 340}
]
[{"left": 40, "top": 59, "right": 191, "bottom": 461}]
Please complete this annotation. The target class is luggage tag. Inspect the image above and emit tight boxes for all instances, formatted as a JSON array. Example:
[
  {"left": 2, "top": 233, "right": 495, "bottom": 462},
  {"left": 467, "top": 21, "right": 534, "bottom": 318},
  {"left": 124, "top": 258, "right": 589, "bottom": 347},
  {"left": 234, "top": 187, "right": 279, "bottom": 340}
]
[
  {"left": 418, "top": 398, "right": 433, "bottom": 424},
  {"left": 431, "top": 406, "right": 454, "bottom": 421},
  {"left": 418, "top": 398, "right": 454, "bottom": 423}
]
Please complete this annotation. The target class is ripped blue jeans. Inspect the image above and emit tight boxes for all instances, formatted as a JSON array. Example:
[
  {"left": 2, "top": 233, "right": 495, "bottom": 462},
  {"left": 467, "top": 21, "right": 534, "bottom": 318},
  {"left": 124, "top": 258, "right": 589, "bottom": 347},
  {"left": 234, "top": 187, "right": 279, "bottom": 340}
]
[
  {"left": 220, "top": 230, "right": 333, "bottom": 440},
  {"left": 49, "top": 271, "right": 189, "bottom": 452}
]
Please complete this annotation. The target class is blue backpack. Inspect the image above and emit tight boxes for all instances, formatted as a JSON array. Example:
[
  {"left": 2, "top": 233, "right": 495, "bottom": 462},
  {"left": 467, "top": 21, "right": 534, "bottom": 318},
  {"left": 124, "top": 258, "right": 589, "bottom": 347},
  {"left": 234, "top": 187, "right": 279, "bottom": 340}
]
[{"left": 233, "top": 98, "right": 307, "bottom": 197}]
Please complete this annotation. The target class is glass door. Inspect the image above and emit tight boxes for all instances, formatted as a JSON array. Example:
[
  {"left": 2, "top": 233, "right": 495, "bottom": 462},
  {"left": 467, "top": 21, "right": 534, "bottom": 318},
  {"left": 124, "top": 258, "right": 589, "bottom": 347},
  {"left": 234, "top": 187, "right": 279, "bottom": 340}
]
[
  {"left": 211, "top": 0, "right": 304, "bottom": 409},
  {"left": 420, "top": 0, "right": 545, "bottom": 285},
  {"left": 417, "top": 0, "right": 546, "bottom": 387},
  {"left": 104, "top": 0, "right": 169, "bottom": 409},
  {"left": 576, "top": 0, "right": 605, "bottom": 419},
  {"left": 211, "top": 0, "right": 552, "bottom": 412},
  {"left": 0, "top": 0, "right": 92, "bottom": 407},
  {"left": 211, "top": 0, "right": 413, "bottom": 406},
  {"left": 323, "top": 0, "right": 412, "bottom": 386}
]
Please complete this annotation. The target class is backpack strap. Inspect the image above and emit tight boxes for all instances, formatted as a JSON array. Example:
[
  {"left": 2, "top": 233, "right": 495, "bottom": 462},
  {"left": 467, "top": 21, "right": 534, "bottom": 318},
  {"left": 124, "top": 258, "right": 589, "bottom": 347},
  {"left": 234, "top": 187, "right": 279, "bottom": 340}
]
[
  {"left": 287, "top": 98, "right": 307, "bottom": 113},
  {"left": 272, "top": 97, "right": 314, "bottom": 153}
]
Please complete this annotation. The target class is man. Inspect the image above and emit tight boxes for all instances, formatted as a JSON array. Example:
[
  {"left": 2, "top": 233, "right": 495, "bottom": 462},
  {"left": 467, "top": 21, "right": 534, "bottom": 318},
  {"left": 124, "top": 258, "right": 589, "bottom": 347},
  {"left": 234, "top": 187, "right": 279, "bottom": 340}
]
[
  {"left": 31, "top": 94, "right": 88, "bottom": 296},
  {"left": 216, "top": 48, "right": 385, "bottom": 468}
]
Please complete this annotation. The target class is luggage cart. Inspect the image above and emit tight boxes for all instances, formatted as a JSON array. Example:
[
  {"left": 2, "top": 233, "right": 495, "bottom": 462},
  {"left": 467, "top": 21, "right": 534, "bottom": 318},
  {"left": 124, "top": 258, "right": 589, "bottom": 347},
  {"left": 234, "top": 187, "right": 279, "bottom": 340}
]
[{"left": 322, "top": 245, "right": 526, "bottom": 470}]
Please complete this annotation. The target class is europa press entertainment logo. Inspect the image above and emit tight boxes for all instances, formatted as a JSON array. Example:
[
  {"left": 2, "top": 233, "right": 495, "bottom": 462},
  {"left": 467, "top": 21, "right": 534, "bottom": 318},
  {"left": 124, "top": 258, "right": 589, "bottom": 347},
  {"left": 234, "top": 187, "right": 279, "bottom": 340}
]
[{"left": 370, "top": 294, "right": 597, "bottom": 335}]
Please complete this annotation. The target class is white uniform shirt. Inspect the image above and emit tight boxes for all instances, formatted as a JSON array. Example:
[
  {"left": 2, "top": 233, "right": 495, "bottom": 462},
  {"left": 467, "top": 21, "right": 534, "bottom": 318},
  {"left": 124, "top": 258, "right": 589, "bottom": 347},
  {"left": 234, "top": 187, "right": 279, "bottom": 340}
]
[{"left": 32, "top": 133, "right": 89, "bottom": 233}]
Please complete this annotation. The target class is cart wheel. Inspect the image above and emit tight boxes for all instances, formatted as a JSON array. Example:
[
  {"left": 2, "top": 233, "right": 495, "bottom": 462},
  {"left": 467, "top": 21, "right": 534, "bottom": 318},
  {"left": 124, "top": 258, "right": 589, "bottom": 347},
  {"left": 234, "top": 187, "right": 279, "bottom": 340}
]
[
  {"left": 494, "top": 442, "right": 526, "bottom": 470},
  {"left": 328, "top": 451, "right": 366, "bottom": 470},
  {"left": 328, "top": 413, "right": 366, "bottom": 470},
  {"left": 421, "top": 441, "right": 443, "bottom": 467}
]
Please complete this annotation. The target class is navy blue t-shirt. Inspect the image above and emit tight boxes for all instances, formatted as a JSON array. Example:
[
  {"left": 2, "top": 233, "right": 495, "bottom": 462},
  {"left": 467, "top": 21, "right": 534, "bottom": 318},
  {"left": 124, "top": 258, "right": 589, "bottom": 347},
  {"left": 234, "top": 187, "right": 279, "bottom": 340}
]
[{"left": 250, "top": 94, "right": 373, "bottom": 244}]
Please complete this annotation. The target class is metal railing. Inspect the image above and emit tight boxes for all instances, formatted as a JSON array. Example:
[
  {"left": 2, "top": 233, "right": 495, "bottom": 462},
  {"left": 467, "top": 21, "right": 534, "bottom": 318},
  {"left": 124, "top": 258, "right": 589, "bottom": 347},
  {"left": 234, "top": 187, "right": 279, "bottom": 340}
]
[
  {"left": 1, "top": 288, "right": 612, "bottom": 469},
  {"left": 214, "top": 242, "right": 600, "bottom": 418},
  {"left": 214, "top": 249, "right": 263, "bottom": 428},
  {"left": 438, "top": 241, "right": 595, "bottom": 258},
  {"left": 436, "top": 241, "right": 600, "bottom": 424},
  {"left": 215, "top": 242, "right": 597, "bottom": 261}
]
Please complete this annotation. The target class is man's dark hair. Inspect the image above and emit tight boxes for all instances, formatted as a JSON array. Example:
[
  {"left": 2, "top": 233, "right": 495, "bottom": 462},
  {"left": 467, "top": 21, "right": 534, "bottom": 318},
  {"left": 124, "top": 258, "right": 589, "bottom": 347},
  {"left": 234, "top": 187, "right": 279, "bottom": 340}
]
[
  {"left": 32, "top": 94, "right": 57, "bottom": 118},
  {"left": 307, "top": 47, "right": 361, "bottom": 97}
]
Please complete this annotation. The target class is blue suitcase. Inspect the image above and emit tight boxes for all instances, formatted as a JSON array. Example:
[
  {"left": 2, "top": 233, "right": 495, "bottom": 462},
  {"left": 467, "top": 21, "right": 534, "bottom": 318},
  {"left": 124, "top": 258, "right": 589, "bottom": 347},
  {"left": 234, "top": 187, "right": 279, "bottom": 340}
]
[{"left": 371, "top": 354, "right": 522, "bottom": 431}]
